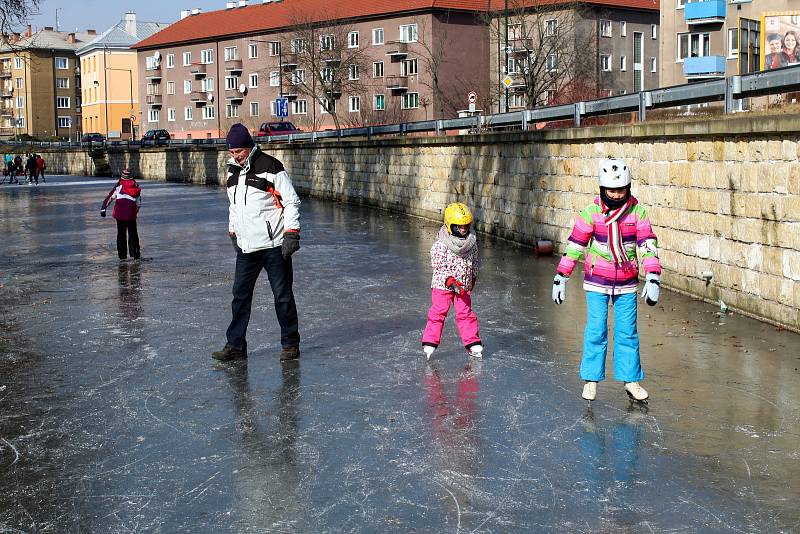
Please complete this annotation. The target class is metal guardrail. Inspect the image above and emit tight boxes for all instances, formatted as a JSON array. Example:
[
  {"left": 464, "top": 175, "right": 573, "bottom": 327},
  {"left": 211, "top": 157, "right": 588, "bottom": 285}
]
[{"left": 2, "top": 65, "right": 799, "bottom": 149}]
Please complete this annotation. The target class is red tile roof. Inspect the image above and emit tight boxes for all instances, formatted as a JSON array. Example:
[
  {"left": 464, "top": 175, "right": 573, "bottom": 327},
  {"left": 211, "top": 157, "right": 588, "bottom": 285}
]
[{"left": 133, "top": 0, "right": 658, "bottom": 49}]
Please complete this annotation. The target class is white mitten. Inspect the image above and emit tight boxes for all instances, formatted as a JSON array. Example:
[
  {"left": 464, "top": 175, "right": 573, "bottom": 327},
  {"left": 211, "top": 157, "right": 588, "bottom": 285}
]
[
  {"left": 552, "top": 274, "right": 568, "bottom": 305},
  {"left": 641, "top": 273, "right": 660, "bottom": 306}
]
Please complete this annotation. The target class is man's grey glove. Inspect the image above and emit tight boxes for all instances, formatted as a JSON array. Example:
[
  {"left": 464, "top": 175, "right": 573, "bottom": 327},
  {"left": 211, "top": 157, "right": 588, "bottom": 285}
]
[
  {"left": 641, "top": 273, "right": 660, "bottom": 306},
  {"left": 282, "top": 231, "right": 300, "bottom": 260},
  {"left": 552, "top": 274, "right": 567, "bottom": 305}
]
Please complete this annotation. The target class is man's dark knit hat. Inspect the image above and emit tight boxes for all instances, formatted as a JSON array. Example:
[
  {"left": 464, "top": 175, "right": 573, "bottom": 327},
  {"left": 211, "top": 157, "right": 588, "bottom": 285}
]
[{"left": 226, "top": 123, "right": 254, "bottom": 149}]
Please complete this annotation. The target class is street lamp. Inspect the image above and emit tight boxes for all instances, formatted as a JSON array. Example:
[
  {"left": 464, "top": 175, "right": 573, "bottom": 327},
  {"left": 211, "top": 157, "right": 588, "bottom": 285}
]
[
  {"left": 107, "top": 67, "right": 134, "bottom": 140},
  {"left": 9, "top": 85, "right": 16, "bottom": 140}
]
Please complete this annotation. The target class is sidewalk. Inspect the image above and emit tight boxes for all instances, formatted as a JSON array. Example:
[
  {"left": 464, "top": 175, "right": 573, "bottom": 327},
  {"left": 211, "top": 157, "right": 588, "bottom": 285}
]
[{"left": 1, "top": 175, "right": 799, "bottom": 532}]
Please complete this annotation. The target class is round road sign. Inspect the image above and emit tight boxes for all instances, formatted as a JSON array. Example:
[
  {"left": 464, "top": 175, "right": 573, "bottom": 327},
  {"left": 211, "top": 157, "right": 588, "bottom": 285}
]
[{"left": 468, "top": 91, "right": 477, "bottom": 104}]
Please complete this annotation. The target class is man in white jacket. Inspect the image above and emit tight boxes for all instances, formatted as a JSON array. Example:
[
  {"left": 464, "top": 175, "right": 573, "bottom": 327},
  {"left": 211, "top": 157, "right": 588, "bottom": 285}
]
[{"left": 213, "top": 123, "right": 302, "bottom": 362}]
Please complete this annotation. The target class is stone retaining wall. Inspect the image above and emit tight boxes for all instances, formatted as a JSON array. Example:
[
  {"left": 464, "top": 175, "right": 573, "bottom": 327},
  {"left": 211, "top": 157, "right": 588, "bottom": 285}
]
[{"left": 16, "top": 115, "right": 800, "bottom": 330}]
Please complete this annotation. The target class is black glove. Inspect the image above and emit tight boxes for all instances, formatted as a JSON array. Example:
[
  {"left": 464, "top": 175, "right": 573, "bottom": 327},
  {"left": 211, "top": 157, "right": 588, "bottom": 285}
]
[
  {"left": 100, "top": 209, "right": 106, "bottom": 218},
  {"left": 282, "top": 231, "right": 300, "bottom": 260}
]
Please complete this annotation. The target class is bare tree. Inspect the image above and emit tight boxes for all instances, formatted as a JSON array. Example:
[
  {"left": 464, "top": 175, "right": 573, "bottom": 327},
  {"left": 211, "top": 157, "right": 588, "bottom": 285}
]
[
  {"left": 0, "top": 0, "right": 39, "bottom": 39},
  {"left": 481, "top": 0, "right": 596, "bottom": 111}
]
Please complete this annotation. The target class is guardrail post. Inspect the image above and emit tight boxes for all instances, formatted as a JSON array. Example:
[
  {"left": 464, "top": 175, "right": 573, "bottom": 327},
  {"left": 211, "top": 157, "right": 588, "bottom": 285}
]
[
  {"left": 311, "top": 131, "right": 317, "bottom": 143},
  {"left": 367, "top": 126, "right": 372, "bottom": 141},
  {"left": 638, "top": 91, "right": 651, "bottom": 122},
  {"left": 725, "top": 75, "right": 741, "bottom": 114},
  {"left": 521, "top": 110, "right": 530, "bottom": 131},
  {"left": 400, "top": 123, "right": 407, "bottom": 136},
  {"left": 435, "top": 120, "right": 442, "bottom": 136},
  {"left": 573, "top": 102, "right": 585, "bottom": 127}
]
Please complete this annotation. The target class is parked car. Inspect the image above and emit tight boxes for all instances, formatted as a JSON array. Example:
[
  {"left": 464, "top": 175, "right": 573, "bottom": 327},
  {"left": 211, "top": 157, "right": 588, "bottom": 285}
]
[
  {"left": 81, "top": 132, "right": 105, "bottom": 143},
  {"left": 256, "top": 121, "right": 302, "bottom": 138},
  {"left": 142, "top": 129, "right": 171, "bottom": 145}
]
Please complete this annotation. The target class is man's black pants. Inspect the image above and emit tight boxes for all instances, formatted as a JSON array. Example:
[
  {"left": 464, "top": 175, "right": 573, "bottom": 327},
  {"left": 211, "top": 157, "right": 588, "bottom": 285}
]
[
  {"left": 116, "top": 219, "right": 140, "bottom": 259},
  {"left": 226, "top": 246, "right": 299, "bottom": 351}
]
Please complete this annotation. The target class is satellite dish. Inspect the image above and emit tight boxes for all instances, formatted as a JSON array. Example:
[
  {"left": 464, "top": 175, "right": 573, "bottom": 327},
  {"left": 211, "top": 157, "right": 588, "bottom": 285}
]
[
  {"left": 206, "top": 92, "right": 214, "bottom": 102},
  {"left": 153, "top": 51, "right": 161, "bottom": 61},
  {"left": 238, "top": 83, "right": 247, "bottom": 95}
]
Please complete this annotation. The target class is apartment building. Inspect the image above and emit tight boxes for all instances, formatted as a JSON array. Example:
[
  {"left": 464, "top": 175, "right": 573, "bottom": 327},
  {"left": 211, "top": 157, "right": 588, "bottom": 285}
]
[
  {"left": 0, "top": 27, "right": 94, "bottom": 140},
  {"left": 660, "top": 0, "right": 798, "bottom": 87},
  {"left": 488, "top": 0, "right": 661, "bottom": 113},
  {"left": 77, "top": 12, "right": 169, "bottom": 140},
  {"left": 132, "top": 0, "right": 491, "bottom": 138}
]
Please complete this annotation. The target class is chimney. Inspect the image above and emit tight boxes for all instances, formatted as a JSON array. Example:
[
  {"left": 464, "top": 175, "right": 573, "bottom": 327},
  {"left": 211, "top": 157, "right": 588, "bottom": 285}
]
[
  {"left": 238, "top": 0, "right": 248, "bottom": 6},
  {"left": 67, "top": 33, "right": 76, "bottom": 44},
  {"left": 87, "top": 29, "right": 97, "bottom": 35},
  {"left": 1, "top": 34, "right": 8, "bottom": 45},
  {"left": 180, "top": 10, "right": 191, "bottom": 19},
  {"left": 226, "top": 2, "right": 236, "bottom": 8},
  {"left": 124, "top": 12, "right": 136, "bottom": 36},
  {"left": 191, "top": 8, "right": 201, "bottom": 15},
  {"left": 12, "top": 33, "right": 20, "bottom": 43},
  {"left": 26, "top": 25, "right": 32, "bottom": 37}
]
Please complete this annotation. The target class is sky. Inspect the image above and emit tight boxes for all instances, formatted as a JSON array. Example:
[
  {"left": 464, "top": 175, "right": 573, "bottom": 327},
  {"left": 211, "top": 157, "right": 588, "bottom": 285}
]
[{"left": 28, "top": 0, "right": 227, "bottom": 34}]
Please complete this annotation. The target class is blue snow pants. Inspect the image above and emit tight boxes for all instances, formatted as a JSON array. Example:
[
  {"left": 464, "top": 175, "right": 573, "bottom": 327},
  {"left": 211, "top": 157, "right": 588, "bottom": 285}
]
[{"left": 580, "top": 291, "right": 644, "bottom": 383}]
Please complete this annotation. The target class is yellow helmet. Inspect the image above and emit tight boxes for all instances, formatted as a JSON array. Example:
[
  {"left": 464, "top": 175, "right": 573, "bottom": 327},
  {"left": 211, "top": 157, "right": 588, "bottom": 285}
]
[{"left": 443, "top": 202, "right": 473, "bottom": 235}]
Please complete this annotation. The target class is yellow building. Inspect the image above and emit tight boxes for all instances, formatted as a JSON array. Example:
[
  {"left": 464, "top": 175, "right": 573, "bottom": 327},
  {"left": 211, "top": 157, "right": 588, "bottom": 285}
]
[{"left": 78, "top": 13, "right": 168, "bottom": 140}]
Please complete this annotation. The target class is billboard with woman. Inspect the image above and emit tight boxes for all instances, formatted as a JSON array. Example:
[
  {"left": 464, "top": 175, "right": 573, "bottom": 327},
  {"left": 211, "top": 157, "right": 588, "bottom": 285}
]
[{"left": 763, "top": 11, "right": 800, "bottom": 70}]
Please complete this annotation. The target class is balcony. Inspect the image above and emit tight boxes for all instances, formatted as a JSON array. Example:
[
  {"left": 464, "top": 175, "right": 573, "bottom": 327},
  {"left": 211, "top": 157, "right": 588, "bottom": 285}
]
[
  {"left": 145, "top": 66, "right": 162, "bottom": 81},
  {"left": 225, "top": 58, "right": 243, "bottom": 73},
  {"left": 320, "top": 51, "right": 340, "bottom": 65},
  {"left": 385, "top": 40, "right": 408, "bottom": 59},
  {"left": 225, "top": 87, "right": 244, "bottom": 101},
  {"left": 146, "top": 94, "right": 163, "bottom": 107},
  {"left": 684, "top": 0, "right": 726, "bottom": 25},
  {"left": 322, "top": 83, "right": 342, "bottom": 97},
  {"left": 683, "top": 55, "right": 726, "bottom": 79},
  {"left": 386, "top": 75, "right": 409, "bottom": 91},
  {"left": 0, "top": 88, "right": 12, "bottom": 98},
  {"left": 190, "top": 63, "right": 207, "bottom": 78},
  {"left": 190, "top": 90, "right": 209, "bottom": 105},
  {"left": 512, "top": 39, "right": 534, "bottom": 54},
  {"left": 0, "top": 68, "right": 11, "bottom": 78},
  {"left": 0, "top": 106, "right": 12, "bottom": 116},
  {"left": 280, "top": 53, "right": 298, "bottom": 70}
]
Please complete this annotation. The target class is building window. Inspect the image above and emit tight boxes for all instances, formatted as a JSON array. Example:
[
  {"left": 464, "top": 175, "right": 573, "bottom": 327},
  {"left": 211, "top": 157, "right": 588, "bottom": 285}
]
[
  {"left": 401, "top": 92, "right": 419, "bottom": 109},
  {"left": 349, "top": 95, "right": 360, "bottom": 112},
  {"left": 292, "top": 99, "right": 307, "bottom": 115},
  {"left": 401, "top": 58, "right": 418, "bottom": 76},
  {"left": 226, "top": 104, "right": 239, "bottom": 118},
  {"left": 291, "top": 39, "right": 305, "bottom": 54},
  {"left": 56, "top": 77, "right": 69, "bottom": 89},
  {"left": 146, "top": 56, "right": 158, "bottom": 70},
  {"left": 600, "top": 20, "right": 612, "bottom": 38},
  {"left": 620, "top": 55, "right": 627, "bottom": 71},
  {"left": 373, "top": 61, "right": 384, "bottom": 78},
  {"left": 678, "top": 32, "right": 711, "bottom": 60},
  {"left": 250, "top": 102, "right": 259, "bottom": 117},
  {"left": 546, "top": 53, "right": 557, "bottom": 71},
  {"left": 148, "top": 108, "right": 159, "bottom": 122},
  {"left": 165, "top": 81, "right": 175, "bottom": 95},
  {"left": 57, "top": 116, "right": 71, "bottom": 128},
  {"left": 601, "top": 54, "right": 612, "bottom": 71},
  {"left": 374, "top": 94, "right": 385, "bottom": 111},
  {"left": 620, "top": 21, "right": 627, "bottom": 37},
  {"left": 270, "top": 71, "right": 280, "bottom": 86},
  {"left": 545, "top": 19, "right": 557, "bottom": 37},
  {"left": 14, "top": 57, "right": 22, "bottom": 69},
  {"left": 16, "top": 116, "right": 24, "bottom": 127},
  {"left": 225, "top": 76, "right": 238, "bottom": 90},
  {"left": 400, "top": 24, "right": 418, "bottom": 43},
  {"left": 15, "top": 95, "right": 22, "bottom": 108},
  {"left": 56, "top": 96, "right": 70, "bottom": 108},
  {"left": 349, "top": 64, "right": 359, "bottom": 80},
  {"left": 269, "top": 42, "right": 280, "bottom": 56},
  {"left": 292, "top": 69, "right": 306, "bottom": 85},
  {"left": 677, "top": 0, "right": 686, "bottom": 7},
  {"left": 15, "top": 77, "right": 22, "bottom": 89},
  {"left": 320, "top": 34, "right": 334, "bottom": 51},
  {"left": 320, "top": 98, "right": 335, "bottom": 114},
  {"left": 224, "top": 46, "right": 238, "bottom": 61},
  {"left": 651, "top": 25, "right": 657, "bottom": 40},
  {"left": 184, "top": 80, "right": 192, "bottom": 94},
  {"left": 167, "top": 53, "right": 175, "bottom": 68},
  {"left": 728, "top": 28, "right": 739, "bottom": 58},
  {"left": 249, "top": 43, "right": 258, "bottom": 59},
  {"left": 201, "top": 49, "right": 214, "bottom": 64},
  {"left": 55, "top": 57, "right": 68, "bottom": 69},
  {"left": 320, "top": 67, "right": 333, "bottom": 82},
  {"left": 509, "top": 93, "right": 525, "bottom": 108},
  {"left": 168, "top": 108, "right": 176, "bottom": 121},
  {"left": 183, "top": 51, "right": 191, "bottom": 66},
  {"left": 508, "top": 57, "right": 518, "bottom": 74},
  {"left": 249, "top": 73, "right": 258, "bottom": 88},
  {"left": 650, "top": 57, "right": 657, "bottom": 72},
  {"left": 373, "top": 28, "right": 384, "bottom": 45},
  {"left": 348, "top": 31, "right": 359, "bottom": 48},
  {"left": 185, "top": 106, "right": 193, "bottom": 120},
  {"left": 201, "top": 78, "right": 214, "bottom": 92},
  {"left": 202, "top": 105, "right": 215, "bottom": 119}
]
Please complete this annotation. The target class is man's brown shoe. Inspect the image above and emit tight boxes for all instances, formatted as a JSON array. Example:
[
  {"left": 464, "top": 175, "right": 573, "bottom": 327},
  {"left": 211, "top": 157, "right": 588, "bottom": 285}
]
[
  {"left": 212, "top": 345, "right": 247, "bottom": 361},
  {"left": 280, "top": 346, "right": 300, "bottom": 361}
]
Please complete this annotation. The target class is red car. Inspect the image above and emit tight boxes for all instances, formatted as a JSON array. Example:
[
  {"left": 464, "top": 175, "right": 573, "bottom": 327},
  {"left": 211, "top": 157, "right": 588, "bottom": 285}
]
[{"left": 256, "top": 121, "right": 302, "bottom": 137}]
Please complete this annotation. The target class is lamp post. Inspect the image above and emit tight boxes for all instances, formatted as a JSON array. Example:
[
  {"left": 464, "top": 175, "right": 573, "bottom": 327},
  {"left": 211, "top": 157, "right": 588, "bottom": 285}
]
[
  {"left": 9, "top": 85, "right": 16, "bottom": 141},
  {"left": 107, "top": 67, "right": 134, "bottom": 140}
]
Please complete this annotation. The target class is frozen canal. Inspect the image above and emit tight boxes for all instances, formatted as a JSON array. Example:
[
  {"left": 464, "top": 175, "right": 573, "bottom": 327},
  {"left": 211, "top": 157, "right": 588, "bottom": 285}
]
[{"left": 2, "top": 175, "right": 800, "bottom": 533}]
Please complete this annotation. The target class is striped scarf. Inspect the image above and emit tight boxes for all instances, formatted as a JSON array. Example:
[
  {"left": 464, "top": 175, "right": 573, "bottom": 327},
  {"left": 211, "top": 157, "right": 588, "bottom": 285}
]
[{"left": 602, "top": 198, "right": 632, "bottom": 265}]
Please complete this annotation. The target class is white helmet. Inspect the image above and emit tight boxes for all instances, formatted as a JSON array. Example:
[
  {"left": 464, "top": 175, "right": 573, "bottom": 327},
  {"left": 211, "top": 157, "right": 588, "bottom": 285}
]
[{"left": 598, "top": 158, "right": 631, "bottom": 188}]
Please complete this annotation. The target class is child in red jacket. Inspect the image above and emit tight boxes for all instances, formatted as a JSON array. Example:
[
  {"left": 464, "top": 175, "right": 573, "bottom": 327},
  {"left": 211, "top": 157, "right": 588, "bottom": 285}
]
[{"left": 101, "top": 168, "right": 142, "bottom": 260}]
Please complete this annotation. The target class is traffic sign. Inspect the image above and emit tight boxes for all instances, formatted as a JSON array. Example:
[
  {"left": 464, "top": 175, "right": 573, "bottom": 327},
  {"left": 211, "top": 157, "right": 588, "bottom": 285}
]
[
  {"left": 501, "top": 76, "right": 514, "bottom": 88},
  {"left": 275, "top": 97, "right": 289, "bottom": 118},
  {"left": 130, "top": 114, "right": 136, "bottom": 123},
  {"left": 467, "top": 91, "right": 477, "bottom": 104}
]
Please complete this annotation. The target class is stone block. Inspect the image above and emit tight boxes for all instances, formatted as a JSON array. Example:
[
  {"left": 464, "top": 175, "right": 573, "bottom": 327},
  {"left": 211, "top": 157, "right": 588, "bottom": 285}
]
[{"left": 783, "top": 249, "right": 800, "bottom": 281}]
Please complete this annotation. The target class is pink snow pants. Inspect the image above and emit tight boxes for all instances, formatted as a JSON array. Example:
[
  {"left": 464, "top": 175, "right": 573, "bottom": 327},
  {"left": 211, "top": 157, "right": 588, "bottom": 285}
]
[{"left": 422, "top": 288, "right": 481, "bottom": 348}]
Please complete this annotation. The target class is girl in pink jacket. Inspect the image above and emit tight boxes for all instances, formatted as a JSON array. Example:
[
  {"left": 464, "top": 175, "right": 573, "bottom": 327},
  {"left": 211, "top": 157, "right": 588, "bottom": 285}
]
[{"left": 422, "top": 202, "right": 483, "bottom": 360}]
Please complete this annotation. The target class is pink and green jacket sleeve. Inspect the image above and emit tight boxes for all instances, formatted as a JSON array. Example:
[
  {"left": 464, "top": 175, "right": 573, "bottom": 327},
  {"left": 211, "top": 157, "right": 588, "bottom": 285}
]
[{"left": 557, "top": 206, "right": 595, "bottom": 277}]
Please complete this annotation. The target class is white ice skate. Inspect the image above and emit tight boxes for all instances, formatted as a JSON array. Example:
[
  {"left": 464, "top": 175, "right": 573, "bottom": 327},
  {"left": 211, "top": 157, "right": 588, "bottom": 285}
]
[
  {"left": 582, "top": 381, "right": 597, "bottom": 401},
  {"left": 624, "top": 382, "right": 649, "bottom": 403},
  {"left": 469, "top": 344, "right": 483, "bottom": 358},
  {"left": 423, "top": 345, "right": 436, "bottom": 360}
]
